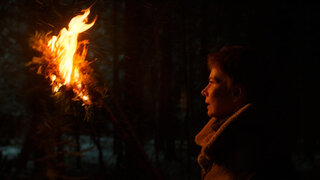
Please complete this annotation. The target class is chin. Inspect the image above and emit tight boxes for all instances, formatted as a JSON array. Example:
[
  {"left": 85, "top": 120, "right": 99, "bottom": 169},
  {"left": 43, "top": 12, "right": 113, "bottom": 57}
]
[{"left": 207, "top": 112, "right": 214, "bottom": 117}]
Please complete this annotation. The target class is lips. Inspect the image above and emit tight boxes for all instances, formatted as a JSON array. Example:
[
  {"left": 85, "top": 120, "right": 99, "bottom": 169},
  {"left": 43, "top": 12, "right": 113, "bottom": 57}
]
[{"left": 206, "top": 102, "right": 210, "bottom": 109}]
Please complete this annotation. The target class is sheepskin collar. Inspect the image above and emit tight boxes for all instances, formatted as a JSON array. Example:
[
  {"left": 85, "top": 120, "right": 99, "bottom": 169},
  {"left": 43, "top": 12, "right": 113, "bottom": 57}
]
[{"left": 195, "top": 103, "right": 253, "bottom": 172}]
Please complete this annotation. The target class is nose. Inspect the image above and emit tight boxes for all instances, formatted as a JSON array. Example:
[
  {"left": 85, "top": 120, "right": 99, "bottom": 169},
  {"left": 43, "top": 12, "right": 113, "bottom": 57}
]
[{"left": 201, "top": 85, "right": 208, "bottom": 97}]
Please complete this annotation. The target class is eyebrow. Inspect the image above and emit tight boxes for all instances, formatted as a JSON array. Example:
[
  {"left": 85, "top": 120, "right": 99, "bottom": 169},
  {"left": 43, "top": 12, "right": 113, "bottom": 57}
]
[{"left": 209, "top": 76, "right": 221, "bottom": 83}]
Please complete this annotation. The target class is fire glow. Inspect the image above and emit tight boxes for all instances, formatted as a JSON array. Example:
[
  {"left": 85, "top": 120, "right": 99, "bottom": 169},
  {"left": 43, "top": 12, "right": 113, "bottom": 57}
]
[{"left": 29, "top": 8, "right": 97, "bottom": 106}]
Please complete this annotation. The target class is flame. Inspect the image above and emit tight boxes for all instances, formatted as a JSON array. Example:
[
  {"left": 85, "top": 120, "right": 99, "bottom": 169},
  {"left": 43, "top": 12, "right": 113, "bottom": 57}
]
[{"left": 31, "top": 8, "right": 97, "bottom": 105}]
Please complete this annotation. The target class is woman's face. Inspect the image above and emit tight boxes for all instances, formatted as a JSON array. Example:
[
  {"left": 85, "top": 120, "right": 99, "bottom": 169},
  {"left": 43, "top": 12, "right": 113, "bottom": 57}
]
[{"left": 201, "top": 66, "right": 242, "bottom": 118}]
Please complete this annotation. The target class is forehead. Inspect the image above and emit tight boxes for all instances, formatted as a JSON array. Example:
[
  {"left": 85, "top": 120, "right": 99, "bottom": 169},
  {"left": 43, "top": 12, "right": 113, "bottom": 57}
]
[
  {"left": 209, "top": 66, "right": 232, "bottom": 85},
  {"left": 209, "top": 66, "right": 225, "bottom": 79}
]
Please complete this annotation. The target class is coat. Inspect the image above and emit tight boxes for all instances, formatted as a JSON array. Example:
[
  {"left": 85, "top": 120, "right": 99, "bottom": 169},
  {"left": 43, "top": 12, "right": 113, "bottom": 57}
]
[{"left": 195, "top": 103, "right": 297, "bottom": 180}]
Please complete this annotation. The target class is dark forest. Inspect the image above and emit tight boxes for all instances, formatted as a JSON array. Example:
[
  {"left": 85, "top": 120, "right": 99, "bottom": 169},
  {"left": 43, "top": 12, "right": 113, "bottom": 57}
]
[{"left": 0, "top": 0, "right": 319, "bottom": 179}]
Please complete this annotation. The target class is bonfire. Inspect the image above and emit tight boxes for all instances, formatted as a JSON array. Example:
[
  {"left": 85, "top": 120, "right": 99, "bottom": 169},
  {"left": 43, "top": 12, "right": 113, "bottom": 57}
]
[{"left": 27, "top": 7, "right": 98, "bottom": 108}]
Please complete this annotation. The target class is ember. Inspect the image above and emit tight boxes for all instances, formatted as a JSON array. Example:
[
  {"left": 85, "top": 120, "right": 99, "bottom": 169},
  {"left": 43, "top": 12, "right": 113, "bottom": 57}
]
[{"left": 28, "top": 7, "right": 97, "bottom": 106}]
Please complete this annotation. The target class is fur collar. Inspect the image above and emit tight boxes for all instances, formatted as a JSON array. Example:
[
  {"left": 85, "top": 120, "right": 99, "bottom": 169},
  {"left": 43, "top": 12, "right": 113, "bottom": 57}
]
[{"left": 195, "top": 103, "right": 253, "bottom": 172}]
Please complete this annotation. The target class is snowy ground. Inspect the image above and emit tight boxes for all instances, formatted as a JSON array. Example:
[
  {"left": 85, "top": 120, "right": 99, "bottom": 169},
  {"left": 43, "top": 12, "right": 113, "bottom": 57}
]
[{"left": 1, "top": 136, "right": 319, "bottom": 179}]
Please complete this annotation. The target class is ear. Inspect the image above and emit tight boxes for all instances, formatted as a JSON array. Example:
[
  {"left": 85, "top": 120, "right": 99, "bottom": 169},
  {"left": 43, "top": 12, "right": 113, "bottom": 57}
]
[{"left": 232, "top": 86, "right": 244, "bottom": 100}]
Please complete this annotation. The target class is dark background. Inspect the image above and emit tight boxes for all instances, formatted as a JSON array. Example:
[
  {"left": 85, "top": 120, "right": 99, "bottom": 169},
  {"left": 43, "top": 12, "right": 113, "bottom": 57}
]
[{"left": 0, "top": 0, "right": 319, "bottom": 179}]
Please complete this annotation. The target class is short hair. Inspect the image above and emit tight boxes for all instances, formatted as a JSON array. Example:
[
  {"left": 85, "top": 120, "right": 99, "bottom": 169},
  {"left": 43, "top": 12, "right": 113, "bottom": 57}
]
[{"left": 208, "top": 46, "right": 267, "bottom": 102}]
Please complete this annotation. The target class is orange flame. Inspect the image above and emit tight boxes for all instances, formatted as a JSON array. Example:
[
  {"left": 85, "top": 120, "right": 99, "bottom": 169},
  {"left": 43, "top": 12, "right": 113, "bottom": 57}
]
[{"left": 30, "top": 8, "right": 97, "bottom": 106}]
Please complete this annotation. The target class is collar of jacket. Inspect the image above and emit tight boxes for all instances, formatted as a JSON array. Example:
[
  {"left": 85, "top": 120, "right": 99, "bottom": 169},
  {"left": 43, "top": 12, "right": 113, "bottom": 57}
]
[{"left": 195, "top": 103, "right": 253, "bottom": 171}]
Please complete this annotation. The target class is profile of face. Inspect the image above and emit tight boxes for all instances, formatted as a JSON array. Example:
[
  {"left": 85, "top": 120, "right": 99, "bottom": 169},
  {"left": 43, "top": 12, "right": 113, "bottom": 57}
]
[{"left": 201, "top": 66, "right": 245, "bottom": 118}]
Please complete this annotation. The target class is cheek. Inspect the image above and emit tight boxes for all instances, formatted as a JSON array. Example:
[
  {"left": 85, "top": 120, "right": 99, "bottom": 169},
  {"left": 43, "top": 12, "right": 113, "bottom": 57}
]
[
  {"left": 209, "top": 86, "right": 233, "bottom": 104},
  {"left": 209, "top": 86, "right": 224, "bottom": 98},
  {"left": 215, "top": 85, "right": 233, "bottom": 99}
]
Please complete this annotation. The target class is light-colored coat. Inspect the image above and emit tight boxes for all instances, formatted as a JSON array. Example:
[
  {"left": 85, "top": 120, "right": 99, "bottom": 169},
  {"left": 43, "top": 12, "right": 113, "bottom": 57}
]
[{"left": 195, "top": 104, "right": 297, "bottom": 180}]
